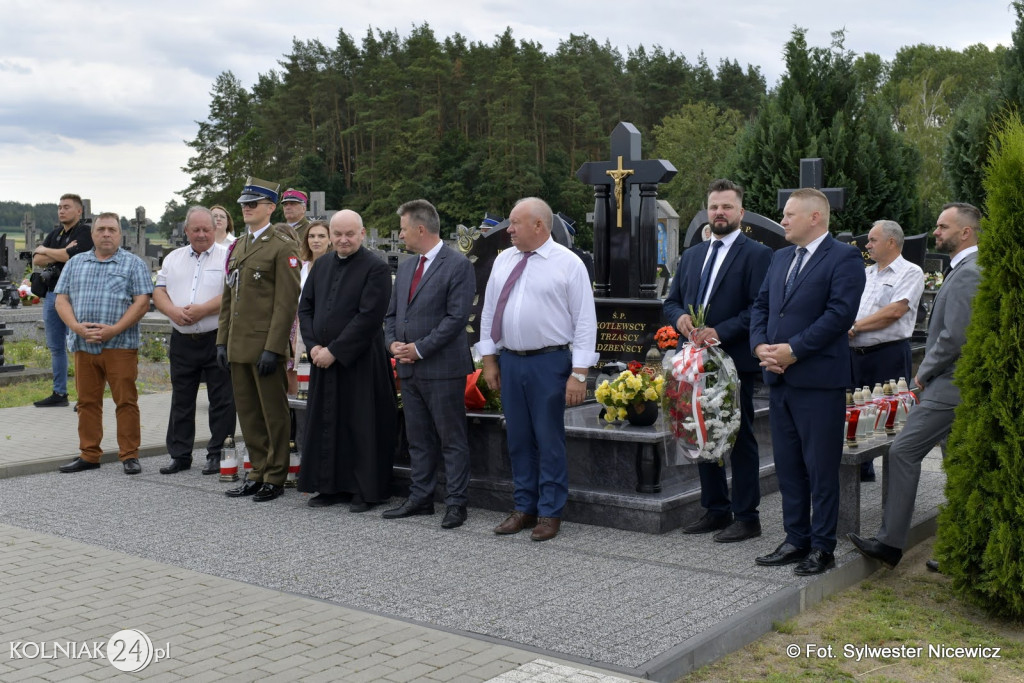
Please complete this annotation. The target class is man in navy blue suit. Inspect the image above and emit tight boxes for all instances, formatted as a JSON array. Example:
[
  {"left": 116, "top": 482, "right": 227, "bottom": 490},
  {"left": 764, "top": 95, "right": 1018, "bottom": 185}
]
[
  {"left": 665, "top": 179, "right": 771, "bottom": 543},
  {"left": 750, "top": 188, "right": 866, "bottom": 575}
]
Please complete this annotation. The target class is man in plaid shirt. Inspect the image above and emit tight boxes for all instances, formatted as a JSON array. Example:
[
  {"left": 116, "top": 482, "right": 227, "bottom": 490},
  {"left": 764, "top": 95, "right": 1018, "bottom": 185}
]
[{"left": 54, "top": 212, "right": 154, "bottom": 475}]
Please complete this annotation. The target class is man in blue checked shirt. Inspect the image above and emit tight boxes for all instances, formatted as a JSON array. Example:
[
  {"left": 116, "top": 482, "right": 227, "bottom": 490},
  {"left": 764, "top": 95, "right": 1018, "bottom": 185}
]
[{"left": 54, "top": 212, "right": 154, "bottom": 475}]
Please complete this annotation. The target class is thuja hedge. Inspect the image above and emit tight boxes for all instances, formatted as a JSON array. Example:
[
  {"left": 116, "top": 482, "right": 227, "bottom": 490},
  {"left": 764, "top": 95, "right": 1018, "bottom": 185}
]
[{"left": 936, "top": 112, "right": 1024, "bottom": 619}]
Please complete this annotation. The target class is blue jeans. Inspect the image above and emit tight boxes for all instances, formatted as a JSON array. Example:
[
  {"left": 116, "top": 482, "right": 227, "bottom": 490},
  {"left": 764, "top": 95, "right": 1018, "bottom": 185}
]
[{"left": 43, "top": 291, "right": 69, "bottom": 394}]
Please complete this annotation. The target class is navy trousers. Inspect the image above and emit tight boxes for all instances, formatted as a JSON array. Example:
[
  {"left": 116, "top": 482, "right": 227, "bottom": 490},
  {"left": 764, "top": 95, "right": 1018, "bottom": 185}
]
[{"left": 498, "top": 349, "right": 571, "bottom": 518}]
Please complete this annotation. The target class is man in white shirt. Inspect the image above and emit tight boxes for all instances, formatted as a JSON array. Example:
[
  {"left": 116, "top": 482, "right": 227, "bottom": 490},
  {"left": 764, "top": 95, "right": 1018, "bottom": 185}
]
[
  {"left": 849, "top": 203, "right": 981, "bottom": 569},
  {"left": 477, "top": 197, "right": 599, "bottom": 541},
  {"left": 153, "top": 206, "right": 235, "bottom": 475},
  {"left": 848, "top": 220, "right": 924, "bottom": 481}
]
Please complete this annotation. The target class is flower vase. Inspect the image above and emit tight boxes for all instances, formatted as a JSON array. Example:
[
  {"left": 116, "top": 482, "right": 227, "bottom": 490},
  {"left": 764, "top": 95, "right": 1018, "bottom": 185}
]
[{"left": 626, "top": 400, "right": 659, "bottom": 427}]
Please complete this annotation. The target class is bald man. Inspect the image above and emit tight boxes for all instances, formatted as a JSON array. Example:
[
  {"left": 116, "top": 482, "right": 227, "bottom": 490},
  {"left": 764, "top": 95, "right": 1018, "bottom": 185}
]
[
  {"left": 297, "top": 210, "right": 397, "bottom": 513},
  {"left": 476, "top": 197, "right": 598, "bottom": 541}
]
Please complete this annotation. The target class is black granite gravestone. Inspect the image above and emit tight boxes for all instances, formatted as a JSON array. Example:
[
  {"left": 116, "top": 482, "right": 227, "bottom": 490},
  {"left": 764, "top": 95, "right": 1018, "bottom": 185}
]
[
  {"left": 850, "top": 232, "right": 929, "bottom": 269},
  {"left": 777, "top": 158, "right": 846, "bottom": 211},
  {"left": 683, "top": 210, "right": 788, "bottom": 252},
  {"left": 576, "top": 123, "right": 677, "bottom": 299}
]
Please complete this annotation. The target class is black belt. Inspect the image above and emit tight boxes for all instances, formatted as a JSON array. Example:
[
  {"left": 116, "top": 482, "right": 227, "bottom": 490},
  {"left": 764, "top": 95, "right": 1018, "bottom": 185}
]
[
  {"left": 172, "top": 329, "right": 217, "bottom": 341},
  {"left": 504, "top": 344, "right": 569, "bottom": 356},
  {"left": 851, "top": 339, "right": 908, "bottom": 355}
]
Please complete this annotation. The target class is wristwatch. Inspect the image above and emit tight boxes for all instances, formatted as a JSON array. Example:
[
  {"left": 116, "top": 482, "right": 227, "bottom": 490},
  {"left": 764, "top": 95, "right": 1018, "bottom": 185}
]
[{"left": 570, "top": 372, "right": 587, "bottom": 383}]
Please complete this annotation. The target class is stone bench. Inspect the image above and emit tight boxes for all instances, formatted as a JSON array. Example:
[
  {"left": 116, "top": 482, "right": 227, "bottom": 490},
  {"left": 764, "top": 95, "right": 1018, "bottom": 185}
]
[{"left": 838, "top": 436, "right": 892, "bottom": 536}]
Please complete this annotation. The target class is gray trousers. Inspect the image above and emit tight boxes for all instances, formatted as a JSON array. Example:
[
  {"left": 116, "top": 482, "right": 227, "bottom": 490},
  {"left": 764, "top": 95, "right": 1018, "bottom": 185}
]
[
  {"left": 402, "top": 374, "right": 471, "bottom": 507},
  {"left": 876, "top": 397, "right": 955, "bottom": 549}
]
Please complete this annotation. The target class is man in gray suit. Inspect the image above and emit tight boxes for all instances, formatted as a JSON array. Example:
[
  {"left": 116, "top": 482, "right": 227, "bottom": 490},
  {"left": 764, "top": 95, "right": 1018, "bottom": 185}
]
[
  {"left": 849, "top": 202, "right": 982, "bottom": 568},
  {"left": 383, "top": 199, "right": 476, "bottom": 529}
]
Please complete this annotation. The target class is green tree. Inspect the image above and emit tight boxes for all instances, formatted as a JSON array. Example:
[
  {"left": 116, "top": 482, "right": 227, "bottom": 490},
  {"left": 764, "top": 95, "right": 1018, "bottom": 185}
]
[
  {"left": 652, "top": 103, "right": 744, "bottom": 222},
  {"left": 935, "top": 112, "right": 1024, "bottom": 619},
  {"left": 943, "top": 2, "right": 1023, "bottom": 209},
  {"left": 157, "top": 199, "right": 186, "bottom": 240},
  {"left": 725, "top": 28, "right": 919, "bottom": 233},
  {"left": 181, "top": 71, "right": 262, "bottom": 206}
]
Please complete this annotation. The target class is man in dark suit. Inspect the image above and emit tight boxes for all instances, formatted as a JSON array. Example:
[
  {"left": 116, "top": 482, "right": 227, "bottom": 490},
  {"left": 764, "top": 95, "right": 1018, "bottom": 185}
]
[
  {"left": 383, "top": 200, "right": 476, "bottom": 529},
  {"left": 664, "top": 179, "right": 771, "bottom": 543},
  {"left": 849, "top": 202, "right": 981, "bottom": 569},
  {"left": 750, "top": 187, "right": 866, "bottom": 575}
]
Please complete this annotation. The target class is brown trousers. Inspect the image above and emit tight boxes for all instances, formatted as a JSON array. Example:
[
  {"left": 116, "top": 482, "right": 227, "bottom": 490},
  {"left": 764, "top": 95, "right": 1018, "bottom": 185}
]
[{"left": 74, "top": 349, "right": 140, "bottom": 462}]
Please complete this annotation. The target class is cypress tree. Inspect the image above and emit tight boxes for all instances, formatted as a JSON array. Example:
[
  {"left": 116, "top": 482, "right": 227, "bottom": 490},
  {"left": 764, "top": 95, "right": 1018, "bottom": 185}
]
[{"left": 935, "top": 112, "right": 1024, "bottom": 618}]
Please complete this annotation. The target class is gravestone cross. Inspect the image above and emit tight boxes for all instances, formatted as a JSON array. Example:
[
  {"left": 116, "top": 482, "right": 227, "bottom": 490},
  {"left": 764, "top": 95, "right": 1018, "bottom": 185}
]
[
  {"left": 776, "top": 158, "right": 846, "bottom": 211},
  {"left": 577, "top": 122, "right": 676, "bottom": 299}
]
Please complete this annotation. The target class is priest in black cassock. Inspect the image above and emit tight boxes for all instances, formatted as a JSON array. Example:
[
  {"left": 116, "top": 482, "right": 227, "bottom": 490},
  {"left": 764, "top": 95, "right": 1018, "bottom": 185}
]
[{"left": 297, "top": 209, "right": 397, "bottom": 512}]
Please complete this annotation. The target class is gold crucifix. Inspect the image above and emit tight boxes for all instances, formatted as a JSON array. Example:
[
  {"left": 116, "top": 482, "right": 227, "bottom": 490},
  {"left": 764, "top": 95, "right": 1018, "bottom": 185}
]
[{"left": 605, "top": 155, "right": 634, "bottom": 228}]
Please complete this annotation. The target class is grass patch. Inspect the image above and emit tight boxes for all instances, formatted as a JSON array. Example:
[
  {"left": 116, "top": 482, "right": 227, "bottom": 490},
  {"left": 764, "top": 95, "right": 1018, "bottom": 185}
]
[
  {"left": 0, "top": 340, "right": 172, "bottom": 407},
  {"left": 682, "top": 540, "right": 1024, "bottom": 682}
]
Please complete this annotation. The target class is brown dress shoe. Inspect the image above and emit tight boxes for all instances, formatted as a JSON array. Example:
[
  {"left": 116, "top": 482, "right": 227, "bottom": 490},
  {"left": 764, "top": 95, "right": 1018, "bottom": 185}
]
[
  {"left": 530, "top": 517, "right": 561, "bottom": 541},
  {"left": 493, "top": 510, "right": 538, "bottom": 535}
]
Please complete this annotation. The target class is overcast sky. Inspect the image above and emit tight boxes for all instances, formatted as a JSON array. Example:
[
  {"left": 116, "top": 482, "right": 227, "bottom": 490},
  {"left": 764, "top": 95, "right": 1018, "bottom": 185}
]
[{"left": 0, "top": 0, "right": 1016, "bottom": 221}]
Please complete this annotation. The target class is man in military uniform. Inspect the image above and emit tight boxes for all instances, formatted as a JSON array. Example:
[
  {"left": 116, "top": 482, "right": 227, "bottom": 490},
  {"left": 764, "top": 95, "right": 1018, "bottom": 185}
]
[
  {"left": 217, "top": 177, "right": 302, "bottom": 503},
  {"left": 280, "top": 188, "right": 310, "bottom": 242}
]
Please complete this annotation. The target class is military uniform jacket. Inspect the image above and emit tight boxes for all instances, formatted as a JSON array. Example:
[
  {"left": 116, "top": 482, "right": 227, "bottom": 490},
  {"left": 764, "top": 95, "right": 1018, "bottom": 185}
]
[
  {"left": 217, "top": 227, "right": 301, "bottom": 363},
  {"left": 293, "top": 216, "right": 311, "bottom": 243}
]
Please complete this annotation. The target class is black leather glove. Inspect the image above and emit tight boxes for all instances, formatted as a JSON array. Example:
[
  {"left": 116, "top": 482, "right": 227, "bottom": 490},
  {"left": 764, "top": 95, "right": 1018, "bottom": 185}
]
[
  {"left": 257, "top": 350, "right": 279, "bottom": 376},
  {"left": 216, "top": 345, "right": 229, "bottom": 371}
]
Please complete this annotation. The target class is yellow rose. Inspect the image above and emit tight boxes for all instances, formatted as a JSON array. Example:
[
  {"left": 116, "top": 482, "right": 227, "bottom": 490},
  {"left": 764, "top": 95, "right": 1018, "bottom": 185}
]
[
  {"left": 644, "top": 388, "right": 658, "bottom": 401},
  {"left": 617, "top": 407, "right": 628, "bottom": 420}
]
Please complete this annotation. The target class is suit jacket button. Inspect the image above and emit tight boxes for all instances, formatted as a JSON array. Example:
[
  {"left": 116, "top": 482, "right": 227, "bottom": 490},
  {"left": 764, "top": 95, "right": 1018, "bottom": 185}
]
[{"left": 779, "top": 313, "right": 785, "bottom": 318}]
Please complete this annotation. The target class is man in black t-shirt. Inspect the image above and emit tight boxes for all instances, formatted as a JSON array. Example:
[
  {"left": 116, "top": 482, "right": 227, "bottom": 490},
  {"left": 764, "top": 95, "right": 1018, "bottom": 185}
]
[{"left": 32, "top": 193, "right": 93, "bottom": 407}]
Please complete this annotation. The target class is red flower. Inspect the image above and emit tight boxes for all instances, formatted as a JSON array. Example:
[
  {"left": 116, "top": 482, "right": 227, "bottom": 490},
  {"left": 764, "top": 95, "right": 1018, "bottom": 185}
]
[{"left": 627, "top": 360, "right": 644, "bottom": 375}]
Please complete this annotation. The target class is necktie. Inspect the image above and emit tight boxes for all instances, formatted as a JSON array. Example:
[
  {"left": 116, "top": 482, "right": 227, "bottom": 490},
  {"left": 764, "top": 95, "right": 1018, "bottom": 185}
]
[
  {"left": 490, "top": 251, "right": 534, "bottom": 343},
  {"left": 784, "top": 247, "right": 808, "bottom": 298},
  {"left": 696, "top": 240, "right": 723, "bottom": 305},
  {"left": 408, "top": 255, "right": 427, "bottom": 302}
]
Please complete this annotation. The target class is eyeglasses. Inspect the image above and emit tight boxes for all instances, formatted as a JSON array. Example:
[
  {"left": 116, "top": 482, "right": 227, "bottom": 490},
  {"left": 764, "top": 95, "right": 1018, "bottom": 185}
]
[{"left": 240, "top": 200, "right": 270, "bottom": 210}]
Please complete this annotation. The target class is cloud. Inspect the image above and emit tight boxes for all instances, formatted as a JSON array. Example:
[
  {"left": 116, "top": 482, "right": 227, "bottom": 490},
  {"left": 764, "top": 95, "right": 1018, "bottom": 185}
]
[{"left": 0, "top": 0, "right": 1017, "bottom": 219}]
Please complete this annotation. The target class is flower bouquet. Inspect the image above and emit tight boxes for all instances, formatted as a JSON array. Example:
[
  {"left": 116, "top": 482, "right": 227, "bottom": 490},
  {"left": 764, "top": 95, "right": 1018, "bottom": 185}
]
[
  {"left": 661, "top": 306, "right": 741, "bottom": 463},
  {"left": 654, "top": 325, "right": 679, "bottom": 351},
  {"left": 595, "top": 360, "right": 665, "bottom": 424},
  {"left": 924, "top": 271, "right": 944, "bottom": 290}
]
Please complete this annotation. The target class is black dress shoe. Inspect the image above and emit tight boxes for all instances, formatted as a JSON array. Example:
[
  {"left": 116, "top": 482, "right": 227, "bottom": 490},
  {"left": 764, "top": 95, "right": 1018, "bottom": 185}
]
[
  {"left": 308, "top": 493, "right": 345, "bottom": 508},
  {"left": 349, "top": 494, "right": 374, "bottom": 513},
  {"left": 59, "top": 457, "right": 100, "bottom": 473},
  {"left": 226, "top": 480, "right": 262, "bottom": 497},
  {"left": 159, "top": 459, "right": 191, "bottom": 474},
  {"left": 794, "top": 548, "right": 835, "bottom": 576},
  {"left": 201, "top": 456, "right": 220, "bottom": 475},
  {"left": 714, "top": 519, "right": 762, "bottom": 543},
  {"left": 122, "top": 458, "right": 142, "bottom": 475},
  {"left": 441, "top": 505, "right": 468, "bottom": 529},
  {"left": 682, "top": 511, "right": 733, "bottom": 534},
  {"left": 253, "top": 483, "right": 284, "bottom": 502},
  {"left": 381, "top": 499, "right": 435, "bottom": 519},
  {"left": 848, "top": 533, "right": 902, "bottom": 568},
  {"left": 925, "top": 559, "right": 940, "bottom": 573},
  {"left": 755, "top": 542, "right": 811, "bottom": 566}
]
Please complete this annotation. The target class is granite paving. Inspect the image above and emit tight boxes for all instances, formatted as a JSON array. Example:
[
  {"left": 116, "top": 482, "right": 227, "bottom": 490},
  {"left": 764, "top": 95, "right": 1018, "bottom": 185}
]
[{"left": 0, "top": 389, "right": 945, "bottom": 681}]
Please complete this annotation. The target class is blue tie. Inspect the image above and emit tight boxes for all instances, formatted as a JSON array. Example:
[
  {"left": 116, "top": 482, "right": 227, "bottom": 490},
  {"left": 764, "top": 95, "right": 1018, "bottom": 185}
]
[
  {"left": 784, "top": 247, "right": 808, "bottom": 298},
  {"left": 696, "top": 240, "right": 723, "bottom": 305}
]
